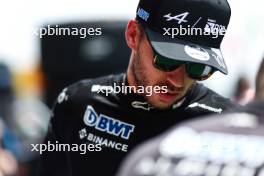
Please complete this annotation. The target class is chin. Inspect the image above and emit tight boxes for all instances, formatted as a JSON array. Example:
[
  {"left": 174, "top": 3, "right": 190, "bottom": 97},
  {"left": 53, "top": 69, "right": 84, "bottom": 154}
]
[
  {"left": 147, "top": 92, "right": 186, "bottom": 110},
  {"left": 151, "top": 102, "right": 173, "bottom": 110},
  {"left": 146, "top": 95, "right": 175, "bottom": 110}
]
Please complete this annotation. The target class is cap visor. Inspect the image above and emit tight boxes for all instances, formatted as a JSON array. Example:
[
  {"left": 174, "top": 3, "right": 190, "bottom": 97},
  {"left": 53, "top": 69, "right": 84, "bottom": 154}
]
[{"left": 145, "top": 28, "right": 228, "bottom": 75}]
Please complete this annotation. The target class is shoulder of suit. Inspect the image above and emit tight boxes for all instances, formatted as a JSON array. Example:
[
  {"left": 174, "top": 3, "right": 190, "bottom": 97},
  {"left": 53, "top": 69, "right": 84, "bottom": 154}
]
[
  {"left": 186, "top": 83, "right": 240, "bottom": 113},
  {"left": 54, "top": 74, "right": 122, "bottom": 105}
]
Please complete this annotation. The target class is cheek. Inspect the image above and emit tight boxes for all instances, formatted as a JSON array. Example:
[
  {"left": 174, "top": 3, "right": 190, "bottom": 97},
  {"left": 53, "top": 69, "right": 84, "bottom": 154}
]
[
  {"left": 184, "top": 76, "right": 195, "bottom": 89},
  {"left": 142, "top": 56, "right": 166, "bottom": 84},
  {"left": 139, "top": 47, "right": 166, "bottom": 81}
]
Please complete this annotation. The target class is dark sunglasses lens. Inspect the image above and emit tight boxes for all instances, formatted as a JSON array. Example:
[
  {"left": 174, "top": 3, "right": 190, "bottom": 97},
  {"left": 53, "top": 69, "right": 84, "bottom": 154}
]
[
  {"left": 154, "top": 55, "right": 182, "bottom": 72},
  {"left": 152, "top": 48, "right": 214, "bottom": 80},
  {"left": 187, "top": 63, "right": 213, "bottom": 80}
]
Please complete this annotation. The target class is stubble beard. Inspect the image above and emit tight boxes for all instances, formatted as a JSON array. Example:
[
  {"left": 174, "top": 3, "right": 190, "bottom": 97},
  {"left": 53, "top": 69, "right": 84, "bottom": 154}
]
[
  {"left": 131, "top": 51, "right": 174, "bottom": 109},
  {"left": 131, "top": 50, "right": 196, "bottom": 109}
]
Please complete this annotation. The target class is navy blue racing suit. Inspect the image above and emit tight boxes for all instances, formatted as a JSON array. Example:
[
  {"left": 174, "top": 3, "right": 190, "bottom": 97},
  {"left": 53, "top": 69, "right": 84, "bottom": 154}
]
[{"left": 39, "top": 73, "right": 238, "bottom": 176}]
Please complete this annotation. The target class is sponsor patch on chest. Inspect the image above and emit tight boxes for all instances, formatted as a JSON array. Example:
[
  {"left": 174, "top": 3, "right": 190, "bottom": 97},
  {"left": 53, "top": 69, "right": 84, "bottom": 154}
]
[{"left": 83, "top": 105, "right": 135, "bottom": 140}]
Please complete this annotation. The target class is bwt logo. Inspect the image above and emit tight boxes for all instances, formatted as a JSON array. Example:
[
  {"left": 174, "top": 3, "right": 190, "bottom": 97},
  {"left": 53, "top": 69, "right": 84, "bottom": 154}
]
[{"left": 83, "top": 105, "right": 135, "bottom": 140}]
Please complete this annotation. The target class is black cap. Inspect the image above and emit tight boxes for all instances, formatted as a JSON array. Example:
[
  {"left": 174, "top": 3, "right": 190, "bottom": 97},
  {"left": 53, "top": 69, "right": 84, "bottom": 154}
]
[{"left": 136, "top": 0, "right": 231, "bottom": 74}]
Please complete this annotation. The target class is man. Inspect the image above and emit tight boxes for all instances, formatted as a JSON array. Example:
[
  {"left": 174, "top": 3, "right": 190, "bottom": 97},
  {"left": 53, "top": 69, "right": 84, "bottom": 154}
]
[
  {"left": 39, "top": 0, "right": 238, "bottom": 175},
  {"left": 117, "top": 59, "right": 264, "bottom": 176}
]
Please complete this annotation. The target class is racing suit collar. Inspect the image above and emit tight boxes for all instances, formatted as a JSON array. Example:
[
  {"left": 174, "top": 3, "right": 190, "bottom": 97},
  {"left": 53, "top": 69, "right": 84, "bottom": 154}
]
[{"left": 116, "top": 73, "right": 195, "bottom": 112}]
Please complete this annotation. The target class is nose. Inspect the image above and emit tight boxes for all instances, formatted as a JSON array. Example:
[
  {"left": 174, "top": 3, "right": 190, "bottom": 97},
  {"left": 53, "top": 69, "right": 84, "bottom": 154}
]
[{"left": 166, "top": 65, "right": 185, "bottom": 88}]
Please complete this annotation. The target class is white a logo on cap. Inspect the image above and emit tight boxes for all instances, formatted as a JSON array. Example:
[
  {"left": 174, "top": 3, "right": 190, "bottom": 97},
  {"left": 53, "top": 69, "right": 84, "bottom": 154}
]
[
  {"left": 184, "top": 45, "right": 210, "bottom": 61},
  {"left": 163, "top": 12, "right": 189, "bottom": 24}
]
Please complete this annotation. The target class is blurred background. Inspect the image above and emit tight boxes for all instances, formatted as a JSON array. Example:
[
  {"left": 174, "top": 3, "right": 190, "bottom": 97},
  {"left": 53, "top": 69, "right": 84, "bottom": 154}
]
[{"left": 0, "top": 0, "right": 263, "bottom": 175}]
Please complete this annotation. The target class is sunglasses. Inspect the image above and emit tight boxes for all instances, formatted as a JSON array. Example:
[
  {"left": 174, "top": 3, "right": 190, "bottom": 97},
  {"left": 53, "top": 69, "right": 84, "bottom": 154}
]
[
  {"left": 139, "top": 23, "right": 215, "bottom": 81},
  {"left": 152, "top": 49, "right": 215, "bottom": 81}
]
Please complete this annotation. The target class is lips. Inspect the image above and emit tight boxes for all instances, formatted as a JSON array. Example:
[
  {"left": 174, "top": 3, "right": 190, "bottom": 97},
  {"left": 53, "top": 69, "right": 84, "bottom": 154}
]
[
  {"left": 158, "top": 92, "right": 179, "bottom": 103},
  {"left": 166, "top": 91, "right": 179, "bottom": 96}
]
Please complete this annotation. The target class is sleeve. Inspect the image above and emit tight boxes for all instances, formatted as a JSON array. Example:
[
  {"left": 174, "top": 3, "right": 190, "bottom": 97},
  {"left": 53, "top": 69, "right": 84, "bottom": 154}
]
[{"left": 38, "top": 88, "right": 72, "bottom": 176}]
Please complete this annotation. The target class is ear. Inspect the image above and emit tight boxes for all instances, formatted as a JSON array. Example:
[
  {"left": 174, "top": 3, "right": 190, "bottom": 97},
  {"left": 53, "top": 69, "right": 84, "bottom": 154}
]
[{"left": 125, "top": 20, "right": 142, "bottom": 51}]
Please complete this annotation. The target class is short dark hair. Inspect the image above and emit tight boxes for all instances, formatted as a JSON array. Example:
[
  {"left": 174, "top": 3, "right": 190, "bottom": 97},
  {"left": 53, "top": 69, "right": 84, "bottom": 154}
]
[{"left": 256, "top": 57, "right": 264, "bottom": 98}]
